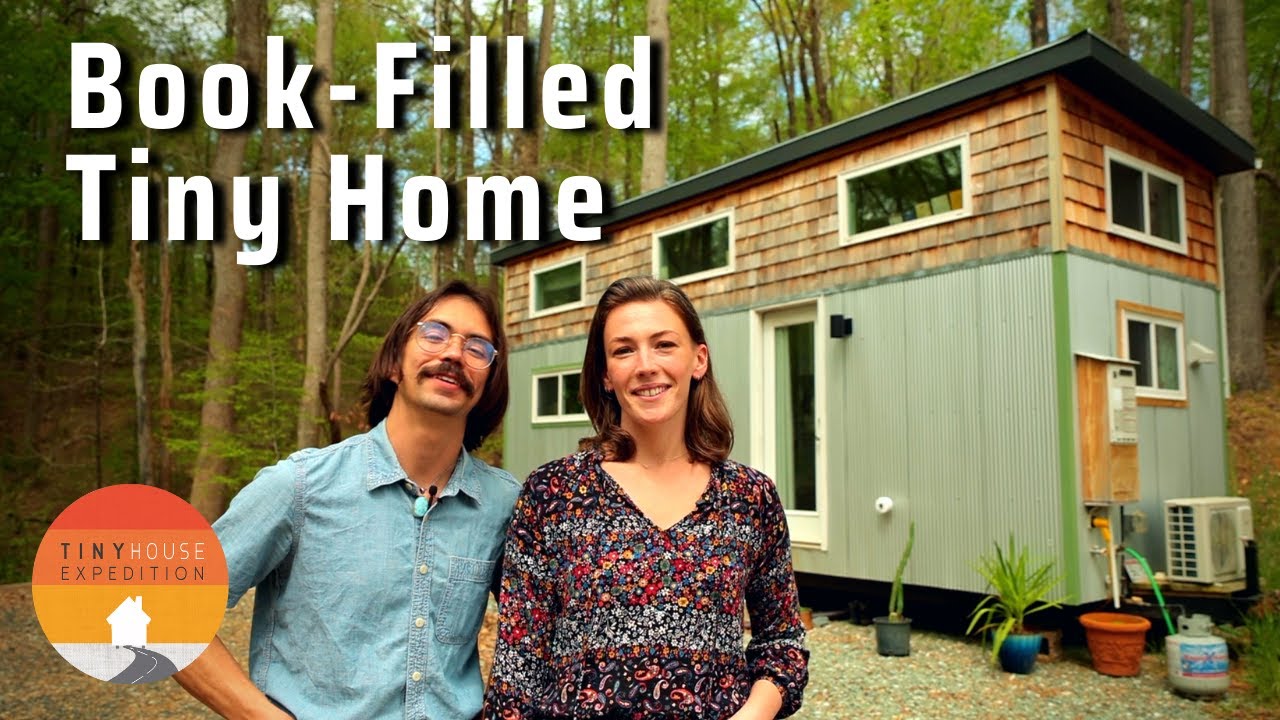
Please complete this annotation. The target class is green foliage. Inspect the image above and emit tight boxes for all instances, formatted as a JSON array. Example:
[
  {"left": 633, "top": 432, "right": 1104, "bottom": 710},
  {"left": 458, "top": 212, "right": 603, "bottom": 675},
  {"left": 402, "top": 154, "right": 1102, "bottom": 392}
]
[
  {"left": 1244, "top": 607, "right": 1280, "bottom": 704},
  {"left": 966, "top": 534, "right": 1065, "bottom": 664},
  {"left": 888, "top": 521, "right": 916, "bottom": 621},
  {"left": 169, "top": 325, "right": 305, "bottom": 492}
]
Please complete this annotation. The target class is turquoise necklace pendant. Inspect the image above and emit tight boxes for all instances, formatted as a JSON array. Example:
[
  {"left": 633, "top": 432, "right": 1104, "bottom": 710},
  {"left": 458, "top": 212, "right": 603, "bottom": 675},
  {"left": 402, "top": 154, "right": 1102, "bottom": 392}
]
[{"left": 413, "top": 495, "right": 430, "bottom": 518}]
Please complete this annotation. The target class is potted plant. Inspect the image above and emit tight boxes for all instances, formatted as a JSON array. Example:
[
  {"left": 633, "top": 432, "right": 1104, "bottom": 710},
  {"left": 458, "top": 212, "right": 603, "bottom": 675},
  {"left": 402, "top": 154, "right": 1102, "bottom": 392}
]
[
  {"left": 966, "top": 534, "right": 1064, "bottom": 674},
  {"left": 874, "top": 521, "right": 915, "bottom": 656}
]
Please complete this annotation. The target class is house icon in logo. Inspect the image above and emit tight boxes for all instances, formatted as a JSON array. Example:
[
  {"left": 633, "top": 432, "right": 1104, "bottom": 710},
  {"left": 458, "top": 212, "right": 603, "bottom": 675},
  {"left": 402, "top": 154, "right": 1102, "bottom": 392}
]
[{"left": 107, "top": 596, "right": 150, "bottom": 648}]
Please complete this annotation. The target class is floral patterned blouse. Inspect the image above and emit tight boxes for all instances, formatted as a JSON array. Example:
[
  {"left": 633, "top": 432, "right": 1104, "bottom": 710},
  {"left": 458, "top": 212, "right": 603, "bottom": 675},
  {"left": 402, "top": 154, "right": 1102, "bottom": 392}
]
[{"left": 481, "top": 451, "right": 809, "bottom": 720}]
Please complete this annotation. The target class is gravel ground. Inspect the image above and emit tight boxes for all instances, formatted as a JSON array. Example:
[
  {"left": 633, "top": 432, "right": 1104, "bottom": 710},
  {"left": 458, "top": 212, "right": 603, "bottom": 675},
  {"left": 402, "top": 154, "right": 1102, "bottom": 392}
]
[{"left": 0, "top": 583, "right": 1261, "bottom": 719}]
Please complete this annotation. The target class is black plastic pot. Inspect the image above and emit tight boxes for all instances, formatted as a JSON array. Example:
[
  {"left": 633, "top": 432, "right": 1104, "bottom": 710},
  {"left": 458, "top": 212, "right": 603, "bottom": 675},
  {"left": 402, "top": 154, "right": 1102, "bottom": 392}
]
[{"left": 873, "top": 616, "right": 911, "bottom": 656}]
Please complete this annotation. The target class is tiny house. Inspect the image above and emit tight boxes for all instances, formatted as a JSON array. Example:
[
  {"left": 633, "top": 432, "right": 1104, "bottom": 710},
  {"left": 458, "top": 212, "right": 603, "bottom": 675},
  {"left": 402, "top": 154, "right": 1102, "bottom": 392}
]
[{"left": 491, "top": 31, "right": 1254, "bottom": 605}]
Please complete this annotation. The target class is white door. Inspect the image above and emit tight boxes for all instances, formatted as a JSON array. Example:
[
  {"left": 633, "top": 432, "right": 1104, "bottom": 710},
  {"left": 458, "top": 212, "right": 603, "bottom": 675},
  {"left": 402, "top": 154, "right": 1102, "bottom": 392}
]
[{"left": 758, "top": 304, "right": 825, "bottom": 547}]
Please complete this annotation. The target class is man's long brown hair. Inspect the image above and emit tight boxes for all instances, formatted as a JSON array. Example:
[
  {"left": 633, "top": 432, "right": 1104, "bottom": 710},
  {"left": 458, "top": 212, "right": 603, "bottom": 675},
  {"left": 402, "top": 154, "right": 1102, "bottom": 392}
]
[
  {"left": 578, "top": 276, "right": 733, "bottom": 463},
  {"left": 360, "top": 280, "right": 508, "bottom": 451}
]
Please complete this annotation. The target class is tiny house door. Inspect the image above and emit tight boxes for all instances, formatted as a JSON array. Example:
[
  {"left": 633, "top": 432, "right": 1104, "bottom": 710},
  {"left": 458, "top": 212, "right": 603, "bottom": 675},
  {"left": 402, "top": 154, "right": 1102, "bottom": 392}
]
[{"left": 759, "top": 304, "right": 825, "bottom": 546}]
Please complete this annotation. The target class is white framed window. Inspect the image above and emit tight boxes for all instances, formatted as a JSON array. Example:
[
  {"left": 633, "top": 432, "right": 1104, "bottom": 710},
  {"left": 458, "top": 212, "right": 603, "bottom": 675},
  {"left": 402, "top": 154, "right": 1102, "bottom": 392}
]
[
  {"left": 1119, "top": 304, "right": 1186, "bottom": 403},
  {"left": 529, "top": 257, "right": 586, "bottom": 318},
  {"left": 532, "top": 368, "right": 589, "bottom": 424},
  {"left": 837, "top": 136, "right": 971, "bottom": 245},
  {"left": 1104, "top": 147, "right": 1186, "bottom": 254},
  {"left": 652, "top": 209, "right": 734, "bottom": 283}
]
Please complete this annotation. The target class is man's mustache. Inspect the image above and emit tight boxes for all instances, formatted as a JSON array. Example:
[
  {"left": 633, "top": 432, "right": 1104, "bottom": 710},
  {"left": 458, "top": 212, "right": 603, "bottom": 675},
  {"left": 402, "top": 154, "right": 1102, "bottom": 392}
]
[{"left": 417, "top": 360, "right": 476, "bottom": 396}]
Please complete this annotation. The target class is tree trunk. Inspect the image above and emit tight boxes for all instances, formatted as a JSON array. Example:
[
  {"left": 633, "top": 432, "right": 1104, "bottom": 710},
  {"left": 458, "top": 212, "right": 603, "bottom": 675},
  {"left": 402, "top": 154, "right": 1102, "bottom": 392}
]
[
  {"left": 1210, "top": 0, "right": 1267, "bottom": 391},
  {"left": 27, "top": 119, "right": 63, "bottom": 452},
  {"left": 462, "top": 0, "right": 478, "bottom": 278},
  {"left": 1179, "top": 0, "right": 1194, "bottom": 97},
  {"left": 534, "top": 0, "right": 556, "bottom": 167},
  {"left": 127, "top": 209, "right": 152, "bottom": 485},
  {"left": 1030, "top": 0, "right": 1049, "bottom": 48},
  {"left": 158, "top": 209, "right": 174, "bottom": 491},
  {"left": 188, "top": 0, "right": 266, "bottom": 521},
  {"left": 641, "top": 0, "right": 669, "bottom": 191},
  {"left": 510, "top": 0, "right": 535, "bottom": 176},
  {"left": 754, "top": 0, "right": 797, "bottom": 138},
  {"left": 805, "top": 0, "right": 831, "bottom": 125},
  {"left": 95, "top": 246, "right": 107, "bottom": 489},
  {"left": 296, "top": 0, "right": 336, "bottom": 449},
  {"left": 1107, "top": 0, "right": 1130, "bottom": 55}
]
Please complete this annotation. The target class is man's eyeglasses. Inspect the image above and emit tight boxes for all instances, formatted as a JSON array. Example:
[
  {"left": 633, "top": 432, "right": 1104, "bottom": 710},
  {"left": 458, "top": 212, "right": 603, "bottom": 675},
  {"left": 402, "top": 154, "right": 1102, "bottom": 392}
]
[{"left": 414, "top": 321, "right": 498, "bottom": 370}]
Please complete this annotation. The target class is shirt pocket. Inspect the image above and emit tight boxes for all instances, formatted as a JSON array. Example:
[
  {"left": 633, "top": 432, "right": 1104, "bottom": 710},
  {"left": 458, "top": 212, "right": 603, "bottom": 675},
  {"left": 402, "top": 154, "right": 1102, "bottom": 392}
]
[{"left": 433, "top": 555, "right": 496, "bottom": 645}]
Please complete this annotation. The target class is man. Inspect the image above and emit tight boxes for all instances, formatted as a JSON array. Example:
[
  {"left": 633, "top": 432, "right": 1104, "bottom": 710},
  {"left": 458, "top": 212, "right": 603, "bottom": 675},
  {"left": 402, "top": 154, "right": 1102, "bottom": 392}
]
[{"left": 175, "top": 280, "right": 521, "bottom": 719}]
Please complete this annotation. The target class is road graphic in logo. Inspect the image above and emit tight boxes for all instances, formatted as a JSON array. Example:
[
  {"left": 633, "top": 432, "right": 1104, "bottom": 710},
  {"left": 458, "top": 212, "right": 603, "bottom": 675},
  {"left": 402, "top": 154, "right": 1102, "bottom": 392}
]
[{"left": 31, "top": 484, "right": 228, "bottom": 683}]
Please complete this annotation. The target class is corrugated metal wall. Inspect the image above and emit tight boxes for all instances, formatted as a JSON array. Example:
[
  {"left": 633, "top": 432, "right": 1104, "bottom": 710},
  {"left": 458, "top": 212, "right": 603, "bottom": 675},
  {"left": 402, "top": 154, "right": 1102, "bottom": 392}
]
[
  {"left": 820, "top": 254, "right": 1062, "bottom": 594},
  {"left": 1066, "top": 253, "right": 1227, "bottom": 590}
]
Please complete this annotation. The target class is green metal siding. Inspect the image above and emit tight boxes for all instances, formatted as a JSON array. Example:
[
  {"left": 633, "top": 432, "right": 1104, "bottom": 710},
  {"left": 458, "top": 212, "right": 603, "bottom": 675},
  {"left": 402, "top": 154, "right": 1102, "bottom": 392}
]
[
  {"left": 823, "top": 255, "right": 1063, "bottom": 594},
  {"left": 1065, "top": 253, "right": 1227, "bottom": 579},
  {"left": 505, "top": 340, "right": 592, "bottom": 481}
]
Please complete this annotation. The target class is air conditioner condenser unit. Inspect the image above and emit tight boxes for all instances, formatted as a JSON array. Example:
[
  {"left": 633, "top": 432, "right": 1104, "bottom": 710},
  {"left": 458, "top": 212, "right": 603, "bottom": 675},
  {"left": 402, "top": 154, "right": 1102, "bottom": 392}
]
[{"left": 1164, "top": 497, "right": 1253, "bottom": 584}]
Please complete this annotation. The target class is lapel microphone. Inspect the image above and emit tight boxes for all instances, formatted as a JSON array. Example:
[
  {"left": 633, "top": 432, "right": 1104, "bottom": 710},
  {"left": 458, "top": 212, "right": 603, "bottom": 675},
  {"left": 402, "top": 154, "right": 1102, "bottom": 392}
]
[{"left": 407, "top": 482, "right": 440, "bottom": 518}]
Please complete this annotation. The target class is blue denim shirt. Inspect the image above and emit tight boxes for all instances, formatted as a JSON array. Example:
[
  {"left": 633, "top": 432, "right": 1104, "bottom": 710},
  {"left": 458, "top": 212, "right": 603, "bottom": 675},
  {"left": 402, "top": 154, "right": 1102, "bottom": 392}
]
[{"left": 214, "top": 420, "right": 521, "bottom": 720}]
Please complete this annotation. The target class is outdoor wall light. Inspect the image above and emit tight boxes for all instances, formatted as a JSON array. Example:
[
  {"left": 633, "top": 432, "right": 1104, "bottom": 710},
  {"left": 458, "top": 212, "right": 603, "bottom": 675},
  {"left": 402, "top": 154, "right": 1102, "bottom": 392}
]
[{"left": 829, "top": 314, "right": 854, "bottom": 339}]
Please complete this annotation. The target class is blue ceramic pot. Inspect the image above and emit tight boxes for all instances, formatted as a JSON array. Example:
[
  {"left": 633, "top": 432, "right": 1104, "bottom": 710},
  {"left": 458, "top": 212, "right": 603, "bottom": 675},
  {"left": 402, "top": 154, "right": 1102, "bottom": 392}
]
[{"left": 998, "top": 633, "right": 1042, "bottom": 674}]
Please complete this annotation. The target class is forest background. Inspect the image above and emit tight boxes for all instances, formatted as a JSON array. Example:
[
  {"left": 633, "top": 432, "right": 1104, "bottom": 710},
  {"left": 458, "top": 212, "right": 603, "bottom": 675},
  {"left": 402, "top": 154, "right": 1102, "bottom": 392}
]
[{"left": 1, "top": 0, "right": 1277, "bottom": 589}]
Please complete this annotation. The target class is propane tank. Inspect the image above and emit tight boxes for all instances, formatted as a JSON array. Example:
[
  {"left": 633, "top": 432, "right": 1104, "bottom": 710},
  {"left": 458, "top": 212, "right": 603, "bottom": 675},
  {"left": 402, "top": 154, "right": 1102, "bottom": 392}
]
[{"left": 1165, "top": 614, "right": 1230, "bottom": 697}]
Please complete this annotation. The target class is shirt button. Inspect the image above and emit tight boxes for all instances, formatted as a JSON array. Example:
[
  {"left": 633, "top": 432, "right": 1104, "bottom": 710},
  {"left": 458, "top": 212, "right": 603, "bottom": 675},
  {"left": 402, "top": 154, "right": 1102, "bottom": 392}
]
[
  {"left": 419, "top": 564, "right": 428, "bottom": 574},
  {"left": 415, "top": 617, "right": 425, "bottom": 628},
  {"left": 411, "top": 671, "right": 422, "bottom": 682}
]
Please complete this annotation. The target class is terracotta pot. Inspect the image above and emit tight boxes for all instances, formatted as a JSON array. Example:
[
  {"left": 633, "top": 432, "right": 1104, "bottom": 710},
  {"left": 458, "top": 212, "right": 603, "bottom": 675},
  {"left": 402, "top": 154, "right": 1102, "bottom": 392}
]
[
  {"left": 1079, "top": 612, "right": 1152, "bottom": 677},
  {"left": 799, "top": 608, "right": 814, "bottom": 630}
]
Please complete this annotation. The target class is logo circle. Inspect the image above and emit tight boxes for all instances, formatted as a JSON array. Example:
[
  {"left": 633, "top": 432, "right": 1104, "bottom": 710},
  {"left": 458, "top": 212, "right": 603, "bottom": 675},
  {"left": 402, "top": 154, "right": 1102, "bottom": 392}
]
[{"left": 31, "top": 485, "right": 228, "bottom": 683}]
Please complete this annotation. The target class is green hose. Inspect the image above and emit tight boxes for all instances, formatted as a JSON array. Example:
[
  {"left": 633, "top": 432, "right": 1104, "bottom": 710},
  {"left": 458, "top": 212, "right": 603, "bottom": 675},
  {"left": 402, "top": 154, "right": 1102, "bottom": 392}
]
[{"left": 1122, "top": 547, "right": 1175, "bottom": 635}]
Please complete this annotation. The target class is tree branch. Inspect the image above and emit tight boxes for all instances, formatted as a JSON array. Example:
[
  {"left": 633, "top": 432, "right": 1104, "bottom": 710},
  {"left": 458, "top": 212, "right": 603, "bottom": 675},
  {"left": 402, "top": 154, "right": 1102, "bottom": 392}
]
[{"left": 323, "top": 236, "right": 410, "bottom": 383}]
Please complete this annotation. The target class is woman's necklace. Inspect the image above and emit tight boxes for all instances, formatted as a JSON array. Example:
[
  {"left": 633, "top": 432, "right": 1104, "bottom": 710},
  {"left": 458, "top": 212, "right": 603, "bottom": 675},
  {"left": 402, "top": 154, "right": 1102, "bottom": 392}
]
[{"left": 635, "top": 451, "right": 691, "bottom": 471}]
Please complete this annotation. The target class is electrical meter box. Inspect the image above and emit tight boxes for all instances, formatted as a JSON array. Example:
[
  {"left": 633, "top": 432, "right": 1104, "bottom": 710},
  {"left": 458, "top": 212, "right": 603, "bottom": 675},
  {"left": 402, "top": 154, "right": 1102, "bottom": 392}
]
[{"left": 1076, "top": 353, "right": 1139, "bottom": 503}]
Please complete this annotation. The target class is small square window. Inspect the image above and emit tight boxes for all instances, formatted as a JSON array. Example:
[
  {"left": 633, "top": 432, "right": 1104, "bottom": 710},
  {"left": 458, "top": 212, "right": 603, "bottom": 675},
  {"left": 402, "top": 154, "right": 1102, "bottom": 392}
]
[
  {"left": 654, "top": 212, "right": 733, "bottom": 283},
  {"left": 533, "top": 370, "right": 589, "bottom": 423},
  {"left": 530, "top": 258, "right": 584, "bottom": 316},
  {"left": 1105, "top": 148, "right": 1186, "bottom": 253},
  {"left": 1120, "top": 306, "right": 1186, "bottom": 402}
]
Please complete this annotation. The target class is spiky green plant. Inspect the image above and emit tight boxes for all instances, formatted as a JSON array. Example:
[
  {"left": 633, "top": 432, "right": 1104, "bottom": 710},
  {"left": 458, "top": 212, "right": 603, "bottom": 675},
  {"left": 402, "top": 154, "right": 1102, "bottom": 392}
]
[
  {"left": 965, "top": 534, "right": 1065, "bottom": 664},
  {"left": 887, "top": 521, "right": 916, "bottom": 622}
]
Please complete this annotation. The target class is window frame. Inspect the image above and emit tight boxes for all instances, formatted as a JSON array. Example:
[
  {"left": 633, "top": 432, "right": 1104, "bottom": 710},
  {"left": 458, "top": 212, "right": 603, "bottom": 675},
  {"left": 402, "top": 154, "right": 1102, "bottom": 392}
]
[
  {"left": 1103, "top": 147, "right": 1188, "bottom": 255},
  {"left": 531, "top": 367, "right": 590, "bottom": 425},
  {"left": 528, "top": 256, "right": 587, "bottom": 319},
  {"left": 651, "top": 209, "right": 736, "bottom": 284},
  {"left": 1117, "top": 301, "right": 1187, "bottom": 405},
  {"left": 836, "top": 135, "right": 972, "bottom": 246}
]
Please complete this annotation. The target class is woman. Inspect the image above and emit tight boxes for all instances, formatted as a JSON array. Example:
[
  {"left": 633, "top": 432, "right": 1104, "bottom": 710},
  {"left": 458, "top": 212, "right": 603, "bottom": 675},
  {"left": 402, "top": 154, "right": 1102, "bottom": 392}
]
[{"left": 483, "top": 277, "right": 808, "bottom": 720}]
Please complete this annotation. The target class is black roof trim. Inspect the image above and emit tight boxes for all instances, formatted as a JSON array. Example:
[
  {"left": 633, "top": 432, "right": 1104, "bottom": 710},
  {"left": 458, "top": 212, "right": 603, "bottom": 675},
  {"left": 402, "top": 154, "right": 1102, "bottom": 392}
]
[{"left": 494, "top": 30, "right": 1253, "bottom": 267}]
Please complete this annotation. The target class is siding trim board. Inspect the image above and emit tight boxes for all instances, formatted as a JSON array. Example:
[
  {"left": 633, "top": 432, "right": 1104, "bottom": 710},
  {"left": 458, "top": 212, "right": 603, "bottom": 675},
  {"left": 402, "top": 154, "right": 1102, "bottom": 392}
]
[
  {"left": 1065, "top": 247, "right": 1219, "bottom": 291},
  {"left": 1053, "top": 252, "right": 1084, "bottom": 602}
]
